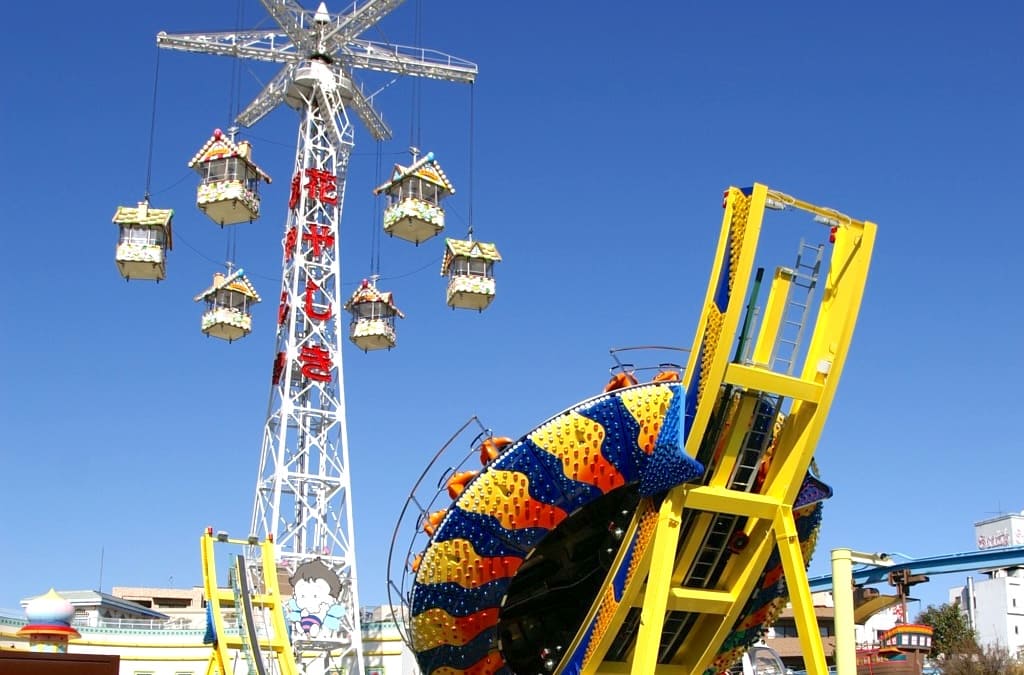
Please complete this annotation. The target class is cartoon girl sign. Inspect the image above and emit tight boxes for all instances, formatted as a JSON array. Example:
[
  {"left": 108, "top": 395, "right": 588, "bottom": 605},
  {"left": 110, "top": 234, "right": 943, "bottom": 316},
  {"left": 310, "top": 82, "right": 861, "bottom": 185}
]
[{"left": 285, "top": 559, "right": 348, "bottom": 641}]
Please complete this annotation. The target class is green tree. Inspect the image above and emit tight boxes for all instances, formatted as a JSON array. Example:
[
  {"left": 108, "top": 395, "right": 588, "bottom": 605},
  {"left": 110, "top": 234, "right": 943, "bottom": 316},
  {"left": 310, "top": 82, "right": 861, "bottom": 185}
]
[{"left": 916, "top": 602, "right": 978, "bottom": 657}]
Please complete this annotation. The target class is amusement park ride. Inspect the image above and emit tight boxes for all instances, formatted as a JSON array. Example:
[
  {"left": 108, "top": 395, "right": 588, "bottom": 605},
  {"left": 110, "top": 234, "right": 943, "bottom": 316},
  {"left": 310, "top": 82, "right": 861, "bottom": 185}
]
[
  {"left": 388, "top": 184, "right": 877, "bottom": 675},
  {"left": 111, "top": 3, "right": 883, "bottom": 675}
]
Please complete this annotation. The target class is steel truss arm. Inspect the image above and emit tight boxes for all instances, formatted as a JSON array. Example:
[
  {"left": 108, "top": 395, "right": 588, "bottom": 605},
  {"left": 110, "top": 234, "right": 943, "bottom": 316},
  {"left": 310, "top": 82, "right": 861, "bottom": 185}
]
[
  {"left": 345, "top": 39, "right": 477, "bottom": 82},
  {"left": 237, "top": 65, "right": 294, "bottom": 128},
  {"left": 258, "top": 0, "right": 313, "bottom": 47},
  {"left": 321, "top": 0, "right": 406, "bottom": 51},
  {"left": 157, "top": 30, "right": 298, "bottom": 63},
  {"left": 336, "top": 67, "right": 392, "bottom": 141}
]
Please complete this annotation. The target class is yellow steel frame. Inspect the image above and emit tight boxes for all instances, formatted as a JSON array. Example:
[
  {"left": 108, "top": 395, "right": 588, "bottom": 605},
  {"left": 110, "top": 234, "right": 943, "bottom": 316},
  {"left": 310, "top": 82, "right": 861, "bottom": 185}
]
[
  {"left": 586, "top": 184, "right": 875, "bottom": 675},
  {"left": 200, "top": 531, "right": 298, "bottom": 675}
]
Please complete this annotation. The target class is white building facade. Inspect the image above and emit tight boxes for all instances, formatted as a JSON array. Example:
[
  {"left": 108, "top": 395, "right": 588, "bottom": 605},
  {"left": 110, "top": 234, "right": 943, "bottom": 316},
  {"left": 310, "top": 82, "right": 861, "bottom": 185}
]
[
  {"left": 948, "top": 512, "right": 1024, "bottom": 658},
  {"left": 1, "top": 591, "right": 421, "bottom": 675}
]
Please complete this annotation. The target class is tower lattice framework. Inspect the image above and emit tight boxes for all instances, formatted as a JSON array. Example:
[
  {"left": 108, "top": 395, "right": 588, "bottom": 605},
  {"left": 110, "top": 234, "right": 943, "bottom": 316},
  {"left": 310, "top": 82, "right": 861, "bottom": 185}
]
[
  {"left": 156, "top": 3, "right": 477, "bottom": 673},
  {"left": 254, "top": 61, "right": 364, "bottom": 668}
]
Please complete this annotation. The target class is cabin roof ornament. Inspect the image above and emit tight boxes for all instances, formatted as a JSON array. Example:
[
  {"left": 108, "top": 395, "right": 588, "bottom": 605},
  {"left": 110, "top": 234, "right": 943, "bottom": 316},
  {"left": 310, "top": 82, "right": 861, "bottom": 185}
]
[
  {"left": 193, "top": 269, "right": 262, "bottom": 303},
  {"left": 187, "top": 128, "right": 272, "bottom": 184}
]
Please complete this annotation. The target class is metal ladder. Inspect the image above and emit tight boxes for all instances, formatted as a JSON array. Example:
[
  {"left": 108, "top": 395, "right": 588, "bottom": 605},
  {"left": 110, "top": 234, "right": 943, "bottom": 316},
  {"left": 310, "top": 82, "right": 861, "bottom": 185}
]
[{"left": 771, "top": 241, "right": 823, "bottom": 376}]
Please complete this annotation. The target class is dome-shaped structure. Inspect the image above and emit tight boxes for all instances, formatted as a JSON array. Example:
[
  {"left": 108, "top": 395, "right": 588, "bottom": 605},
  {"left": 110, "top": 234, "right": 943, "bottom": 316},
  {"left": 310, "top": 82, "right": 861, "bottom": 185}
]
[
  {"left": 373, "top": 152, "right": 454, "bottom": 245},
  {"left": 440, "top": 237, "right": 502, "bottom": 311},
  {"left": 343, "top": 278, "right": 404, "bottom": 351},
  {"left": 111, "top": 200, "right": 173, "bottom": 281},
  {"left": 193, "top": 269, "right": 261, "bottom": 342},
  {"left": 17, "top": 589, "right": 80, "bottom": 652},
  {"left": 188, "top": 129, "right": 271, "bottom": 226}
]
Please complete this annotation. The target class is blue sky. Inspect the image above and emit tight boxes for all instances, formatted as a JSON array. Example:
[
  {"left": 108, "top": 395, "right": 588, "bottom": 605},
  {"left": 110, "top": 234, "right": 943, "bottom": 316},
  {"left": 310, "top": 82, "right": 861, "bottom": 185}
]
[{"left": 2, "top": 0, "right": 1023, "bottom": 622}]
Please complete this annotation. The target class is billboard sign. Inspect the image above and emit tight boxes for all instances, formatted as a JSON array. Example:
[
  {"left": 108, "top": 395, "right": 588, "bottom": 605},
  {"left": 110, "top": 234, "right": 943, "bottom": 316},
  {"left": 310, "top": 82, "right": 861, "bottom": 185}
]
[{"left": 975, "top": 514, "right": 1024, "bottom": 550}]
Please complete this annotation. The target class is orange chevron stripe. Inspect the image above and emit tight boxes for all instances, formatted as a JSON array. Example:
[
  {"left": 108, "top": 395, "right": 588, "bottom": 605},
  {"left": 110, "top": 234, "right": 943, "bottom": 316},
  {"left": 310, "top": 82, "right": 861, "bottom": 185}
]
[
  {"left": 411, "top": 607, "right": 499, "bottom": 651},
  {"left": 529, "top": 411, "right": 625, "bottom": 492},
  {"left": 460, "top": 469, "right": 568, "bottom": 530},
  {"left": 432, "top": 649, "right": 505, "bottom": 675},
  {"left": 618, "top": 385, "right": 674, "bottom": 454},
  {"left": 415, "top": 538, "right": 522, "bottom": 588}
]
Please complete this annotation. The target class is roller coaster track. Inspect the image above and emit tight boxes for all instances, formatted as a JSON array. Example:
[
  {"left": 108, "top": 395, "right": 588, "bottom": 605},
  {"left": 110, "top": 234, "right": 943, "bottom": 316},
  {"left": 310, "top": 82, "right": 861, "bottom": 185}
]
[{"left": 394, "top": 183, "right": 876, "bottom": 675}]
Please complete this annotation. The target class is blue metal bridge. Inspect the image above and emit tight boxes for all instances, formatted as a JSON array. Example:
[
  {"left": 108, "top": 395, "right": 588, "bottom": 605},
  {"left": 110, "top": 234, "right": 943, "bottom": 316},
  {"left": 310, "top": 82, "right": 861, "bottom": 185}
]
[{"left": 808, "top": 545, "right": 1024, "bottom": 591}]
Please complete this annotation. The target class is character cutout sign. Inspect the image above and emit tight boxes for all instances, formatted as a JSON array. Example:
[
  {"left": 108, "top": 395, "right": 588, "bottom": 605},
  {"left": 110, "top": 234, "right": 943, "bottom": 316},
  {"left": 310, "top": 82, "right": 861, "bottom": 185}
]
[{"left": 285, "top": 558, "right": 348, "bottom": 641}]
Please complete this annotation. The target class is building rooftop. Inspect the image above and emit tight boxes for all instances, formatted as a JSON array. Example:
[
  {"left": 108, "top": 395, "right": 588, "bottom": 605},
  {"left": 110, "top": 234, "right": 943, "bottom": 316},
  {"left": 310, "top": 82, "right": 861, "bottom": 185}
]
[{"left": 21, "top": 590, "right": 169, "bottom": 621}]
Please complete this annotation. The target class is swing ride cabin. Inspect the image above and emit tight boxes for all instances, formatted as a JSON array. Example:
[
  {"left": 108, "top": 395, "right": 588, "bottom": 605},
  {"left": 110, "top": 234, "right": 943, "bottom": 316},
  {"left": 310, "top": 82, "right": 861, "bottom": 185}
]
[
  {"left": 188, "top": 129, "right": 271, "bottom": 226},
  {"left": 112, "top": 201, "right": 173, "bottom": 281},
  {"left": 441, "top": 237, "right": 502, "bottom": 310},
  {"left": 193, "top": 269, "right": 261, "bottom": 342},
  {"left": 344, "top": 279, "right": 404, "bottom": 351},
  {"left": 374, "top": 152, "right": 454, "bottom": 245}
]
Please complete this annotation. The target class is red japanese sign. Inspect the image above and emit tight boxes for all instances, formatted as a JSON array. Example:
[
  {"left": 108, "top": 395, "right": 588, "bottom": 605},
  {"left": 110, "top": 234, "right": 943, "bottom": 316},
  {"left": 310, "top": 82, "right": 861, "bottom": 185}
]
[
  {"left": 299, "top": 345, "right": 333, "bottom": 382},
  {"left": 304, "top": 279, "right": 333, "bottom": 321},
  {"left": 288, "top": 172, "right": 301, "bottom": 210},
  {"left": 283, "top": 227, "right": 297, "bottom": 261},
  {"left": 302, "top": 224, "right": 335, "bottom": 259},
  {"left": 277, "top": 291, "right": 290, "bottom": 326},
  {"left": 271, "top": 351, "right": 287, "bottom": 385},
  {"left": 304, "top": 168, "right": 338, "bottom": 205}
]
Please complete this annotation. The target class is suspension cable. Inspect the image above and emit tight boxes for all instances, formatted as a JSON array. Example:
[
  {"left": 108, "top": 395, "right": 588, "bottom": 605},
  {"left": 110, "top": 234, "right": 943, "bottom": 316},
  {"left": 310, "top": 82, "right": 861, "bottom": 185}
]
[
  {"left": 371, "top": 140, "right": 384, "bottom": 276},
  {"left": 143, "top": 47, "right": 162, "bottom": 202},
  {"left": 467, "top": 82, "right": 475, "bottom": 240},
  {"left": 408, "top": 0, "right": 423, "bottom": 152},
  {"left": 223, "top": 0, "right": 245, "bottom": 273},
  {"left": 225, "top": 226, "right": 238, "bottom": 271},
  {"left": 227, "top": 0, "right": 245, "bottom": 127}
]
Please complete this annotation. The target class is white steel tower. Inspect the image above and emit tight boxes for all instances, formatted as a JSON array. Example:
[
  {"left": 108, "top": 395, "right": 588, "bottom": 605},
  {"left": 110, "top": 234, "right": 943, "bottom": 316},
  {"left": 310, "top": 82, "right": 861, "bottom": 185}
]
[{"left": 157, "top": 2, "right": 476, "bottom": 673}]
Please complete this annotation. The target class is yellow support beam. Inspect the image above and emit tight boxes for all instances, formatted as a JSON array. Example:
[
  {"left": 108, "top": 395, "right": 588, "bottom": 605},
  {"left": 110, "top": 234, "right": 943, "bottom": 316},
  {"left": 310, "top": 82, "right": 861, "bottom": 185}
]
[
  {"left": 681, "top": 185, "right": 768, "bottom": 461},
  {"left": 764, "top": 189, "right": 868, "bottom": 229},
  {"left": 200, "top": 533, "right": 233, "bottom": 675},
  {"left": 832, "top": 549, "right": 858, "bottom": 675},
  {"left": 831, "top": 550, "right": 895, "bottom": 675},
  {"left": 590, "top": 184, "right": 875, "bottom": 675},
  {"left": 262, "top": 541, "right": 298, "bottom": 670},
  {"left": 630, "top": 488, "right": 687, "bottom": 675},
  {"left": 667, "top": 395, "right": 748, "bottom": 585},
  {"left": 681, "top": 485, "right": 782, "bottom": 521},
  {"left": 650, "top": 185, "right": 774, "bottom": 674},
  {"left": 597, "top": 663, "right": 689, "bottom": 675},
  {"left": 198, "top": 531, "right": 298, "bottom": 675},
  {"left": 568, "top": 501, "right": 660, "bottom": 675},
  {"left": 750, "top": 266, "right": 794, "bottom": 367},
  {"left": 723, "top": 363, "right": 823, "bottom": 402},
  {"left": 774, "top": 508, "right": 828, "bottom": 673},
  {"left": 761, "top": 219, "right": 876, "bottom": 506},
  {"left": 664, "top": 587, "right": 736, "bottom": 614},
  {"left": 706, "top": 394, "right": 762, "bottom": 489},
  {"left": 673, "top": 520, "right": 777, "bottom": 673}
]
